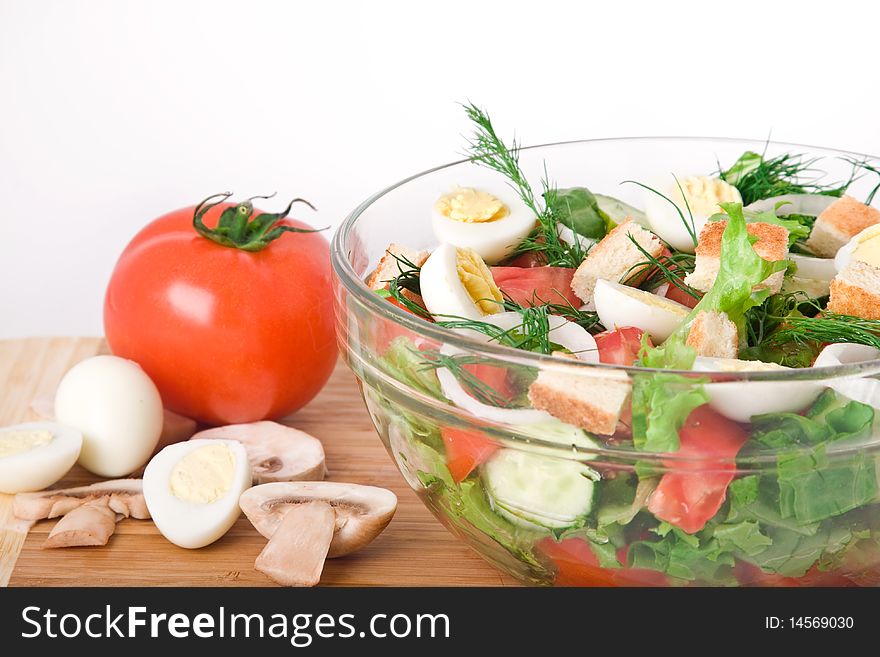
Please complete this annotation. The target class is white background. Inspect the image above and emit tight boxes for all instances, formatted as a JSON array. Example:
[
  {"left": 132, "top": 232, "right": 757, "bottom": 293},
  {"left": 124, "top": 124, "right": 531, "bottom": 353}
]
[{"left": 1, "top": 0, "right": 878, "bottom": 338}]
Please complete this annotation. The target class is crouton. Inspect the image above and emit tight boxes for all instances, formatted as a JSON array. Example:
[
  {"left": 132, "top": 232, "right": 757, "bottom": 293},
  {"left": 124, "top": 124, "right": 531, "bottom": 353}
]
[
  {"left": 570, "top": 220, "right": 663, "bottom": 304},
  {"left": 367, "top": 243, "right": 429, "bottom": 291},
  {"left": 528, "top": 364, "right": 630, "bottom": 436},
  {"left": 685, "top": 311, "right": 738, "bottom": 359},
  {"left": 684, "top": 221, "right": 789, "bottom": 294},
  {"left": 828, "top": 260, "right": 880, "bottom": 319},
  {"left": 806, "top": 196, "right": 880, "bottom": 258}
]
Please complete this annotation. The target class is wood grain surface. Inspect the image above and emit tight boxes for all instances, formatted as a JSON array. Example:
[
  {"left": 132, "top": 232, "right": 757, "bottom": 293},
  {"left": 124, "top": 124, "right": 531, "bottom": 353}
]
[{"left": 0, "top": 338, "right": 518, "bottom": 587}]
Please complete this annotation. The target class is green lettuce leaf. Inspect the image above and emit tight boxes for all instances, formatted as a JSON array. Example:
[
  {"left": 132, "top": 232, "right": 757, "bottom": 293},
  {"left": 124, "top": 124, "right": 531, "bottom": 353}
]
[
  {"left": 628, "top": 524, "right": 737, "bottom": 585},
  {"left": 631, "top": 202, "right": 786, "bottom": 452}
]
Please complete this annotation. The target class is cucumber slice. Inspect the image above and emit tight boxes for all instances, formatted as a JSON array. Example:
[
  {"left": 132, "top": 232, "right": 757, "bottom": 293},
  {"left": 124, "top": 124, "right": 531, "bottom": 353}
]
[
  {"left": 482, "top": 448, "right": 598, "bottom": 530},
  {"left": 595, "top": 193, "right": 648, "bottom": 228},
  {"left": 519, "top": 420, "right": 600, "bottom": 460}
]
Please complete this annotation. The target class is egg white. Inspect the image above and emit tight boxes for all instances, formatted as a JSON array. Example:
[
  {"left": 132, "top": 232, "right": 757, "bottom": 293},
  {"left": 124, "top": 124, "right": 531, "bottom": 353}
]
[
  {"left": 790, "top": 253, "right": 836, "bottom": 281},
  {"left": 143, "top": 439, "right": 251, "bottom": 549},
  {"left": 693, "top": 357, "right": 823, "bottom": 423},
  {"left": 431, "top": 187, "right": 536, "bottom": 264},
  {"left": 420, "top": 243, "right": 494, "bottom": 320},
  {"left": 54, "top": 355, "right": 163, "bottom": 478},
  {"left": 835, "top": 224, "right": 880, "bottom": 272},
  {"left": 593, "top": 279, "right": 689, "bottom": 343},
  {"left": 0, "top": 422, "right": 82, "bottom": 494},
  {"left": 643, "top": 175, "right": 741, "bottom": 253}
]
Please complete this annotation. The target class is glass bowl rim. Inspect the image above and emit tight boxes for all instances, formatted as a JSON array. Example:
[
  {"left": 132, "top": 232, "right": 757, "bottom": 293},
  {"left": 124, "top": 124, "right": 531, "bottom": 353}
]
[{"left": 331, "top": 135, "right": 880, "bottom": 382}]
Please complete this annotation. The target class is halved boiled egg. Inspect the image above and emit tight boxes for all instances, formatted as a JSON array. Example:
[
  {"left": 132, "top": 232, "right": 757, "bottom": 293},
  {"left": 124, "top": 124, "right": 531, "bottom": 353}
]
[
  {"left": 143, "top": 439, "right": 251, "bottom": 549},
  {"left": 420, "top": 243, "right": 503, "bottom": 319},
  {"left": 693, "top": 357, "right": 823, "bottom": 423},
  {"left": 835, "top": 224, "right": 880, "bottom": 272},
  {"left": 644, "top": 175, "right": 742, "bottom": 253},
  {"left": 0, "top": 422, "right": 82, "bottom": 494},
  {"left": 431, "top": 186, "right": 536, "bottom": 264},
  {"left": 593, "top": 279, "right": 689, "bottom": 342}
]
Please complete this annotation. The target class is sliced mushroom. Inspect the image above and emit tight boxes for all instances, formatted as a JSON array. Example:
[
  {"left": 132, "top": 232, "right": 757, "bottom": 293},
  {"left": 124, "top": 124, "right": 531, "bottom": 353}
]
[
  {"left": 255, "top": 501, "right": 336, "bottom": 587},
  {"left": 43, "top": 500, "right": 118, "bottom": 548},
  {"left": 193, "top": 421, "right": 326, "bottom": 484},
  {"left": 13, "top": 479, "right": 149, "bottom": 521},
  {"left": 240, "top": 482, "right": 397, "bottom": 587}
]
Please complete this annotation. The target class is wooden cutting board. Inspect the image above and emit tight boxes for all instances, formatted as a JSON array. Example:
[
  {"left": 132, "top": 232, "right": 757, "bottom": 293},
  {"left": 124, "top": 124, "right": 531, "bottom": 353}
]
[{"left": 0, "top": 338, "right": 519, "bottom": 587}]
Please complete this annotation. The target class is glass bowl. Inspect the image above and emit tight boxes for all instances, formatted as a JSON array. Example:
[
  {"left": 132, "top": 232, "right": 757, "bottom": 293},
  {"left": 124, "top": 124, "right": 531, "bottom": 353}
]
[{"left": 331, "top": 137, "right": 880, "bottom": 586}]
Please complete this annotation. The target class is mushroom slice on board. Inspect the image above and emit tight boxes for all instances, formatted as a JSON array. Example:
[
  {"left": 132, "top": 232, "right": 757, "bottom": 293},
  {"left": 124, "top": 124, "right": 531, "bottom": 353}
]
[
  {"left": 240, "top": 482, "right": 397, "bottom": 587},
  {"left": 193, "top": 421, "right": 326, "bottom": 484},
  {"left": 13, "top": 479, "right": 149, "bottom": 521},
  {"left": 43, "top": 499, "right": 118, "bottom": 548}
]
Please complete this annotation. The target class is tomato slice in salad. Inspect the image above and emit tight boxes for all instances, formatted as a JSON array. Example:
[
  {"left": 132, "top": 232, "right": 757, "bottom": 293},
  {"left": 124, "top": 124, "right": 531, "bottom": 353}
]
[
  {"left": 594, "top": 327, "right": 651, "bottom": 365},
  {"left": 491, "top": 266, "right": 581, "bottom": 308},
  {"left": 664, "top": 283, "right": 701, "bottom": 309},
  {"left": 538, "top": 538, "right": 667, "bottom": 587},
  {"left": 647, "top": 405, "right": 749, "bottom": 534},
  {"left": 441, "top": 427, "right": 500, "bottom": 483}
]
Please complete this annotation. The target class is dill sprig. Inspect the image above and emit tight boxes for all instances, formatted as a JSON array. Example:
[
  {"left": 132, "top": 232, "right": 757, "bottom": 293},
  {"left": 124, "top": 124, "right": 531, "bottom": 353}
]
[
  {"left": 624, "top": 235, "right": 700, "bottom": 300},
  {"left": 842, "top": 156, "right": 880, "bottom": 206},
  {"left": 720, "top": 151, "right": 849, "bottom": 206},
  {"left": 462, "top": 103, "right": 584, "bottom": 267},
  {"left": 622, "top": 178, "right": 698, "bottom": 248},
  {"left": 380, "top": 254, "right": 432, "bottom": 319},
  {"left": 765, "top": 312, "right": 880, "bottom": 351},
  {"left": 418, "top": 350, "right": 514, "bottom": 408}
]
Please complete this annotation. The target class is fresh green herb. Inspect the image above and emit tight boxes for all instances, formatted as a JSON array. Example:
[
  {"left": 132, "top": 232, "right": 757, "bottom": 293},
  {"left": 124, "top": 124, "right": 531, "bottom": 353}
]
[
  {"left": 548, "top": 187, "right": 607, "bottom": 240},
  {"left": 418, "top": 350, "right": 514, "bottom": 408},
  {"left": 628, "top": 521, "right": 737, "bottom": 584},
  {"left": 764, "top": 312, "right": 880, "bottom": 351},
  {"left": 503, "top": 296, "right": 604, "bottom": 335},
  {"left": 631, "top": 202, "right": 785, "bottom": 452},
  {"left": 720, "top": 150, "right": 849, "bottom": 206},
  {"left": 379, "top": 337, "right": 443, "bottom": 398},
  {"left": 462, "top": 103, "right": 584, "bottom": 267},
  {"left": 623, "top": 178, "right": 698, "bottom": 247},
  {"left": 747, "top": 206, "right": 811, "bottom": 246},
  {"left": 631, "top": 339, "right": 708, "bottom": 452},
  {"left": 624, "top": 236, "right": 699, "bottom": 299},
  {"left": 842, "top": 156, "right": 880, "bottom": 206},
  {"left": 749, "top": 390, "right": 877, "bottom": 524}
]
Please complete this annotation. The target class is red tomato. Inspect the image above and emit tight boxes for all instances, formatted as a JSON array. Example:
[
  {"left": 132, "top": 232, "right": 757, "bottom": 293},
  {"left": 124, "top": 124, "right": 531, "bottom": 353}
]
[
  {"left": 664, "top": 283, "right": 701, "bottom": 309},
  {"left": 104, "top": 198, "right": 336, "bottom": 425},
  {"left": 647, "top": 405, "right": 749, "bottom": 534},
  {"left": 441, "top": 427, "right": 500, "bottom": 483},
  {"left": 491, "top": 266, "right": 581, "bottom": 307},
  {"left": 461, "top": 362, "right": 517, "bottom": 403},
  {"left": 537, "top": 538, "right": 667, "bottom": 587},
  {"left": 594, "top": 327, "right": 651, "bottom": 365}
]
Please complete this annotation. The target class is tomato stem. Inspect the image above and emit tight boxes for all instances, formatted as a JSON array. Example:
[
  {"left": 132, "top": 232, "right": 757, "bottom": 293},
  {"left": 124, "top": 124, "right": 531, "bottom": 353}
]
[{"left": 192, "top": 192, "right": 323, "bottom": 251}]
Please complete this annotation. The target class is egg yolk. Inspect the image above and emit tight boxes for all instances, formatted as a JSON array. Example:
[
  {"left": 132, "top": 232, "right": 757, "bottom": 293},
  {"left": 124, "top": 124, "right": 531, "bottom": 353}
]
[
  {"left": 619, "top": 286, "right": 689, "bottom": 316},
  {"left": 675, "top": 176, "right": 741, "bottom": 217},
  {"left": 456, "top": 247, "right": 503, "bottom": 314},
  {"left": 435, "top": 187, "right": 508, "bottom": 223},
  {"left": 170, "top": 443, "right": 235, "bottom": 504},
  {"left": 0, "top": 430, "right": 52, "bottom": 458},
  {"left": 851, "top": 225, "right": 880, "bottom": 267}
]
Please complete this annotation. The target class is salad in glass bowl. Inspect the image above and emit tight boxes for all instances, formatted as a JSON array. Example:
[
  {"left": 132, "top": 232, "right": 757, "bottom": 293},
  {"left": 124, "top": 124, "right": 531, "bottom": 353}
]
[{"left": 332, "top": 105, "right": 880, "bottom": 586}]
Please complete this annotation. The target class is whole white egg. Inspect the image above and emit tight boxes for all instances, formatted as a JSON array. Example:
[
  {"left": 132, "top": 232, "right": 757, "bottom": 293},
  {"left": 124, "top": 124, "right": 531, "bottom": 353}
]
[
  {"left": 54, "top": 355, "right": 163, "bottom": 477},
  {"left": 143, "top": 439, "right": 251, "bottom": 549}
]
